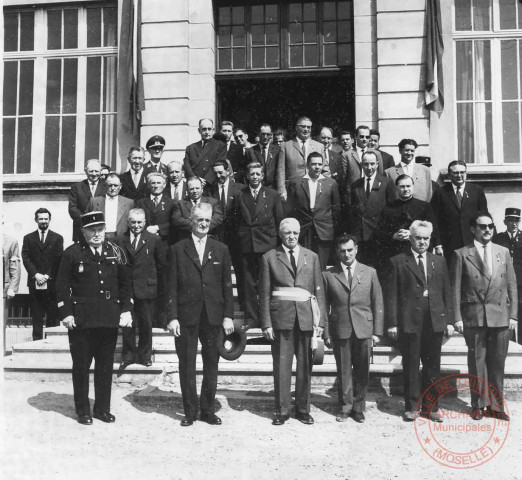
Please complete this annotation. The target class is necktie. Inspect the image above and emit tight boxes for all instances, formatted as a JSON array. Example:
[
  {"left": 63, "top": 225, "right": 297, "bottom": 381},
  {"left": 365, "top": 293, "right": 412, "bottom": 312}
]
[
  {"left": 262, "top": 146, "right": 267, "bottom": 163},
  {"left": 153, "top": 196, "right": 159, "bottom": 208},
  {"left": 173, "top": 185, "right": 179, "bottom": 200},
  {"left": 40, "top": 231, "right": 45, "bottom": 244},
  {"left": 418, "top": 254, "right": 426, "bottom": 282},
  {"left": 456, "top": 187, "right": 462, "bottom": 208},
  {"left": 133, "top": 173, "right": 139, "bottom": 188},
  {"left": 289, "top": 249, "right": 297, "bottom": 274},
  {"left": 346, "top": 266, "right": 352, "bottom": 288},
  {"left": 253, "top": 189, "right": 258, "bottom": 202},
  {"left": 301, "top": 141, "right": 306, "bottom": 159},
  {"left": 94, "top": 248, "right": 101, "bottom": 262},
  {"left": 483, "top": 245, "right": 491, "bottom": 276},
  {"left": 91, "top": 182, "right": 97, "bottom": 195},
  {"left": 366, "top": 177, "right": 371, "bottom": 198},
  {"left": 324, "top": 147, "right": 328, "bottom": 163},
  {"left": 131, "top": 235, "right": 138, "bottom": 251},
  {"left": 221, "top": 185, "right": 227, "bottom": 217}
]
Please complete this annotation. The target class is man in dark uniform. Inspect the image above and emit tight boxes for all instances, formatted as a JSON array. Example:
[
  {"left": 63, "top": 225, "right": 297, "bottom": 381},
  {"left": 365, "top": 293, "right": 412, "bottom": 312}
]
[
  {"left": 493, "top": 207, "right": 522, "bottom": 344},
  {"left": 56, "top": 212, "right": 132, "bottom": 425},
  {"left": 145, "top": 135, "right": 168, "bottom": 175}
]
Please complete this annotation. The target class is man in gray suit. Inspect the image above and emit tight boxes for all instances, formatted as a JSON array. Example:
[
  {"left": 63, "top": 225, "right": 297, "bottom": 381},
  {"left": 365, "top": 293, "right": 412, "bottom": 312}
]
[
  {"left": 451, "top": 211, "right": 517, "bottom": 421},
  {"left": 323, "top": 233, "right": 383, "bottom": 423},
  {"left": 87, "top": 173, "right": 134, "bottom": 240}
]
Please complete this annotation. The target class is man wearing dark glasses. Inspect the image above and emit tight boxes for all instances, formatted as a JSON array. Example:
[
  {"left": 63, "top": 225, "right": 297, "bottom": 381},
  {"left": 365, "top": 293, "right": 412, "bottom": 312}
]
[{"left": 451, "top": 211, "right": 517, "bottom": 422}]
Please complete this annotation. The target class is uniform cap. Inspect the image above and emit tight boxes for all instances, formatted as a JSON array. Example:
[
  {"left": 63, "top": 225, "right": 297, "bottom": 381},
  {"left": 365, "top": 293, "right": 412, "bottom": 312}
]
[
  {"left": 505, "top": 208, "right": 521, "bottom": 219},
  {"left": 81, "top": 211, "right": 105, "bottom": 228},
  {"left": 146, "top": 135, "right": 166, "bottom": 150},
  {"left": 415, "top": 156, "right": 432, "bottom": 167}
]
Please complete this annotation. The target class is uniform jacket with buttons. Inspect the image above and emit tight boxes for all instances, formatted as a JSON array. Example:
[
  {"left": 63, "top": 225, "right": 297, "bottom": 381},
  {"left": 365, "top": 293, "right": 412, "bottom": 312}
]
[
  {"left": 450, "top": 243, "right": 517, "bottom": 327},
  {"left": 55, "top": 242, "right": 132, "bottom": 328},
  {"left": 493, "top": 230, "right": 522, "bottom": 287},
  {"left": 384, "top": 251, "right": 454, "bottom": 333},
  {"left": 322, "top": 262, "right": 383, "bottom": 341}
]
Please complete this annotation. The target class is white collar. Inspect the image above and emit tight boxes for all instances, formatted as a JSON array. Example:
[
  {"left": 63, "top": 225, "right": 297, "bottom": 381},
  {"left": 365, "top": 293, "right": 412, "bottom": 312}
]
[
  {"left": 282, "top": 244, "right": 300, "bottom": 256},
  {"left": 411, "top": 249, "right": 426, "bottom": 260},
  {"left": 192, "top": 233, "right": 207, "bottom": 245},
  {"left": 474, "top": 240, "right": 491, "bottom": 250},
  {"left": 453, "top": 182, "right": 466, "bottom": 191},
  {"left": 303, "top": 174, "right": 325, "bottom": 182},
  {"left": 342, "top": 261, "right": 357, "bottom": 272}
]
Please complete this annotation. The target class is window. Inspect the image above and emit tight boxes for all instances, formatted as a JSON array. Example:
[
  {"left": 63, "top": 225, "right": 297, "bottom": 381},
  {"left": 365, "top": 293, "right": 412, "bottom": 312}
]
[
  {"left": 216, "top": 1, "right": 353, "bottom": 72},
  {"left": 3, "top": 4, "right": 118, "bottom": 175},
  {"left": 454, "top": 0, "right": 522, "bottom": 165}
]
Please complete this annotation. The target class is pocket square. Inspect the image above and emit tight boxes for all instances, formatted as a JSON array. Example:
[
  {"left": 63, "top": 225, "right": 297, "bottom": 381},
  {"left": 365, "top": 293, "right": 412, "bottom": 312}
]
[{"left": 213, "top": 261, "right": 220, "bottom": 264}]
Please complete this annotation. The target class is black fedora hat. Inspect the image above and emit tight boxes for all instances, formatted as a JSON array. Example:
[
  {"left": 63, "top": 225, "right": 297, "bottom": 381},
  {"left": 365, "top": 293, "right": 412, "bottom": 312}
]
[{"left": 217, "top": 324, "right": 247, "bottom": 361}]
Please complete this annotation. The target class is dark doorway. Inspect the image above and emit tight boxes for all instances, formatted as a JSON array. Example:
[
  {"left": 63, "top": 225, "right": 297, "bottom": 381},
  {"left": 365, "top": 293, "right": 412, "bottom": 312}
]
[{"left": 216, "top": 73, "right": 355, "bottom": 140}]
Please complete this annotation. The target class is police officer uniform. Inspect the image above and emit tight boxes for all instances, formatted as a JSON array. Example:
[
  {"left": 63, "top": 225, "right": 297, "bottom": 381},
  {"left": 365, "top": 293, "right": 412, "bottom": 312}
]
[
  {"left": 145, "top": 135, "right": 168, "bottom": 175},
  {"left": 56, "top": 212, "right": 132, "bottom": 424}
]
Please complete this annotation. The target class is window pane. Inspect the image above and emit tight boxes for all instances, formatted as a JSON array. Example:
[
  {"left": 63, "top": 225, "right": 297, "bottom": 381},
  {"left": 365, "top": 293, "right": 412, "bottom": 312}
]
[
  {"left": 483, "top": 103, "right": 493, "bottom": 163},
  {"left": 251, "top": 25, "right": 264, "bottom": 46},
  {"left": 303, "top": 3, "right": 316, "bottom": 22},
  {"left": 338, "top": 43, "right": 352, "bottom": 65},
  {"left": 232, "top": 6, "right": 244, "bottom": 25},
  {"left": 455, "top": 0, "right": 472, "bottom": 30},
  {"left": 289, "top": 23, "right": 302, "bottom": 44},
  {"left": 44, "top": 116, "right": 59, "bottom": 173},
  {"left": 252, "top": 47, "right": 264, "bottom": 68},
  {"left": 219, "top": 49, "right": 231, "bottom": 69},
  {"left": 503, "top": 102, "right": 520, "bottom": 162},
  {"left": 252, "top": 5, "right": 263, "bottom": 24},
  {"left": 266, "top": 24, "right": 278, "bottom": 45},
  {"left": 266, "top": 46, "right": 279, "bottom": 68},
  {"left": 324, "top": 44, "right": 337, "bottom": 65},
  {"left": 219, "top": 7, "right": 230, "bottom": 25},
  {"left": 233, "top": 49, "right": 246, "bottom": 69},
  {"left": 323, "top": 2, "right": 336, "bottom": 21},
  {"left": 290, "top": 45, "right": 303, "bottom": 67},
  {"left": 473, "top": 0, "right": 490, "bottom": 31},
  {"left": 457, "top": 103, "right": 474, "bottom": 162},
  {"left": 20, "top": 12, "right": 34, "bottom": 51},
  {"left": 218, "top": 27, "right": 231, "bottom": 47},
  {"left": 18, "top": 61, "right": 34, "bottom": 116},
  {"left": 338, "top": 1, "right": 351, "bottom": 20},
  {"left": 17, "top": 117, "right": 32, "bottom": 173},
  {"left": 86, "top": 57, "right": 101, "bottom": 112},
  {"left": 103, "top": 7, "right": 118, "bottom": 47},
  {"left": 47, "top": 10, "right": 62, "bottom": 50},
  {"left": 61, "top": 116, "right": 76, "bottom": 172},
  {"left": 103, "top": 57, "right": 117, "bottom": 112},
  {"left": 475, "top": 41, "right": 491, "bottom": 101},
  {"left": 101, "top": 114, "right": 116, "bottom": 165},
  {"left": 3, "top": 119, "right": 16, "bottom": 173},
  {"left": 501, "top": 40, "right": 518, "bottom": 100},
  {"left": 289, "top": 4, "right": 302, "bottom": 22},
  {"left": 304, "top": 22, "right": 317, "bottom": 44},
  {"left": 305, "top": 45, "right": 317, "bottom": 66},
  {"left": 85, "top": 115, "right": 100, "bottom": 159},
  {"left": 64, "top": 9, "right": 78, "bottom": 49},
  {"left": 3, "top": 62, "right": 18, "bottom": 116},
  {"left": 46, "top": 59, "right": 62, "bottom": 115},
  {"left": 500, "top": 0, "right": 517, "bottom": 29},
  {"left": 4, "top": 14, "right": 18, "bottom": 52},
  {"left": 338, "top": 21, "right": 351, "bottom": 43},
  {"left": 266, "top": 5, "right": 278, "bottom": 23},
  {"left": 87, "top": 8, "right": 102, "bottom": 48},
  {"left": 456, "top": 41, "right": 473, "bottom": 101},
  {"left": 63, "top": 58, "right": 78, "bottom": 114},
  {"left": 324, "top": 22, "right": 337, "bottom": 43},
  {"left": 232, "top": 26, "right": 245, "bottom": 47}
]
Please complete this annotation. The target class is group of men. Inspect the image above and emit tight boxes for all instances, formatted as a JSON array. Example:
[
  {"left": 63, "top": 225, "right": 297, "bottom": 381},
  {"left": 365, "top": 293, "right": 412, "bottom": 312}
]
[{"left": 13, "top": 115, "right": 520, "bottom": 428}]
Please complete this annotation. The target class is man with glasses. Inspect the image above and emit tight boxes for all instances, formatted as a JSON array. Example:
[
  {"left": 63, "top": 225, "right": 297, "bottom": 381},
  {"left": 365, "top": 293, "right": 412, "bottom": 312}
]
[
  {"left": 246, "top": 123, "right": 280, "bottom": 189},
  {"left": 87, "top": 173, "right": 134, "bottom": 240},
  {"left": 145, "top": 135, "right": 168, "bottom": 175},
  {"left": 431, "top": 160, "right": 488, "bottom": 261},
  {"left": 277, "top": 116, "right": 324, "bottom": 201},
  {"left": 451, "top": 212, "right": 517, "bottom": 422}
]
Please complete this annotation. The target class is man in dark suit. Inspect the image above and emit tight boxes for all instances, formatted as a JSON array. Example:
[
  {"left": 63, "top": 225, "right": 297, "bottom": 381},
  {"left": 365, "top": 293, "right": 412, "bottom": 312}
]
[
  {"left": 120, "top": 147, "right": 153, "bottom": 201},
  {"left": 287, "top": 152, "right": 340, "bottom": 270},
  {"left": 117, "top": 208, "right": 165, "bottom": 368},
  {"left": 56, "top": 211, "right": 132, "bottom": 425},
  {"left": 277, "top": 116, "right": 324, "bottom": 201},
  {"left": 246, "top": 123, "right": 279, "bottom": 189},
  {"left": 375, "top": 174, "right": 441, "bottom": 272},
  {"left": 349, "top": 151, "right": 397, "bottom": 267},
  {"left": 320, "top": 127, "right": 347, "bottom": 201},
  {"left": 68, "top": 159, "right": 107, "bottom": 242},
  {"left": 451, "top": 212, "right": 517, "bottom": 421},
  {"left": 259, "top": 218, "right": 327, "bottom": 425},
  {"left": 220, "top": 120, "right": 246, "bottom": 183},
  {"left": 136, "top": 172, "right": 177, "bottom": 245},
  {"left": 165, "top": 160, "right": 188, "bottom": 201},
  {"left": 369, "top": 128, "right": 395, "bottom": 170},
  {"left": 183, "top": 118, "right": 227, "bottom": 188},
  {"left": 144, "top": 135, "right": 168, "bottom": 175},
  {"left": 323, "top": 233, "right": 383, "bottom": 423},
  {"left": 233, "top": 162, "right": 284, "bottom": 327},
  {"left": 167, "top": 203, "right": 234, "bottom": 426},
  {"left": 21, "top": 208, "right": 64, "bottom": 340},
  {"left": 171, "top": 177, "right": 223, "bottom": 243},
  {"left": 86, "top": 173, "right": 134, "bottom": 240},
  {"left": 384, "top": 220, "right": 454, "bottom": 422},
  {"left": 493, "top": 207, "right": 522, "bottom": 344},
  {"left": 431, "top": 160, "right": 488, "bottom": 261}
]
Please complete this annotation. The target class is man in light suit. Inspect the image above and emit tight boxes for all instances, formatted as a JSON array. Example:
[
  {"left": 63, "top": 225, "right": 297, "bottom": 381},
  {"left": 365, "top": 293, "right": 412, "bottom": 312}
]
[
  {"left": 384, "top": 220, "right": 454, "bottom": 422},
  {"left": 167, "top": 203, "right": 234, "bottom": 426},
  {"left": 183, "top": 118, "right": 227, "bottom": 188},
  {"left": 165, "top": 160, "right": 188, "bottom": 201},
  {"left": 21, "top": 208, "right": 64, "bottom": 340},
  {"left": 349, "top": 151, "right": 397, "bottom": 267},
  {"left": 259, "top": 218, "right": 327, "bottom": 425},
  {"left": 68, "top": 159, "right": 107, "bottom": 242},
  {"left": 431, "top": 160, "right": 488, "bottom": 261},
  {"left": 385, "top": 138, "right": 433, "bottom": 202},
  {"left": 246, "top": 123, "right": 279, "bottom": 189},
  {"left": 120, "top": 147, "right": 153, "bottom": 201},
  {"left": 3, "top": 232, "right": 21, "bottom": 354},
  {"left": 451, "top": 211, "right": 517, "bottom": 421},
  {"left": 287, "top": 152, "right": 340, "bottom": 270},
  {"left": 87, "top": 173, "right": 134, "bottom": 240},
  {"left": 277, "top": 116, "right": 324, "bottom": 200},
  {"left": 323, "top": 234, "right": 383, "bottom": 423}
]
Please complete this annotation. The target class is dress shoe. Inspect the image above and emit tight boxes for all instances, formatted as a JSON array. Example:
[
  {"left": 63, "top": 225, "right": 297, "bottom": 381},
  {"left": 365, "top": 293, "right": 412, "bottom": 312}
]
[
  {"left": 180, "top": 416, "right": 196, "bottom": 427},
  {"left": 77, "top": 414, "right": 93, "bottom": 425},
  {"left": 142, "top": 360, "right": 152, "bottom": 367},
  {"left": 93, "top": 411, "right": 116, "bottom": 423},
  {"left": 200, "top": 413, "right": 222, "bottom": 425},
  {"left": 428, "top": 411, "right": 443, "bottom": 423},
  {"left": 470, "top": 408, "right": 483, "bottom": 421},
  {"left": 336, "top": 412, "right": 350, "bottom": 422},
  {"left": 119, "top": 360, "right": 134, "bottom": 370},
  {"left": 485, "top": 407, "right": 510, "bottom": 421},
  {"left": 351, "top": 411, "right": 365, "bottom": 424},
  {"left": 296, "top": 413, "right": 314, "bottom": 425},
  {"left": 403, "top": 410, "right": 419, "bottom": 422},
  {"left": 272, "top": 414, "right": 289, "bottom": 426}
]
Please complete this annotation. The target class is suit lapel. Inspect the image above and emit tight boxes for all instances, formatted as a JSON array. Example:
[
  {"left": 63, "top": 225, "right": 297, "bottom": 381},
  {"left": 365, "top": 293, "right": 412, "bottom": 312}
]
[
  {"left": 332, "top": 264, "right": 350, "bottom": 290},
  {"left": 465, "top": 246, "right": 489, "bottom": 279},
  {"left": 300, "top": 178, "right": 311, "bottom": 204},
  {"left": 276, "top": 248, "right": 294, "bottom": 276},
  {"left": 351, "top": 263, "right": 365, "bottom": 292},
  {"left": 295, "top": 248, "right": 306, "bottom": 277},
  {"left": 184, "top": 239, "right": 202, "bottom": 269},
  {"left": 253, "top": 187, "right": 266, "bottom": 217},
  {"left": 293, "top": 139, "right": 304, "bottom": 159},
  {"left": 201, "top": 240, "right": 212, "bottom": 269},
  {"left": 405, "top": 252, "right": 426, "bottom": 286},
  {"left": 242, "top": 188, "right": 256, "bottom": 216}
]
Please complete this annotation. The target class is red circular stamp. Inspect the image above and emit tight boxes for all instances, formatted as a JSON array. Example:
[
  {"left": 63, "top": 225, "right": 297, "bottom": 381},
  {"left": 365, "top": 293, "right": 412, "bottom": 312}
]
[{"left": 414, "top": 373, "right": 510, "bottom": 469}]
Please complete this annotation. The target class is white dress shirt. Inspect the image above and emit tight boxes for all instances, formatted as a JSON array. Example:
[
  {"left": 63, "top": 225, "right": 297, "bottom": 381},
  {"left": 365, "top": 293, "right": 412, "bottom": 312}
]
[
  {"left": 282, "top": 244, "right": 300, "bottom": 265},
  {"left": 412, "top": 249, "right": 428, "bottom": 283},
  {"left": 364, "top": 172, "right": 377, "bottom": 192},
  {"left": 474, "top": 240, "right": 493, "bottom": 274},
  {"left": 401, "top": 162, "right": 414, "bottom": 178},
  {"left": 192, "top": 234, "right": 207, "bottom": 264},
  {"left": 342, "top": 261, "right": 357, "bottom": 284},
  {"left": 132, "top": 169, "right": 143, "bottom": 188},
  {"left": 303, "top": 174, "right": 325, "bottom": 209},
  {"left": 220, "top": 178, "right": 230, "bottom": 201},
  {"left": 104, "top": 195, "right": 119, "bottom": 232}
]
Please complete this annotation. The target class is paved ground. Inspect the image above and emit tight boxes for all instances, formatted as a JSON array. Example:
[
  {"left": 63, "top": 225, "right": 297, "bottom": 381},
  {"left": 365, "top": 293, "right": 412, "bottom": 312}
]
[{"left": 2, "top": 379, "right": 522, "bottom": 480}]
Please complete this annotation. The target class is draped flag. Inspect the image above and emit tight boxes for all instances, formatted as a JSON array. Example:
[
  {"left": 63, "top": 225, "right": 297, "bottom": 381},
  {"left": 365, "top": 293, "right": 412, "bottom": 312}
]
[
  {"left": 117, "top": 0, "right": 145, "bottom": 164},
  {"left": 425, "top": 0, "right": 444, "bottom": 113}
]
